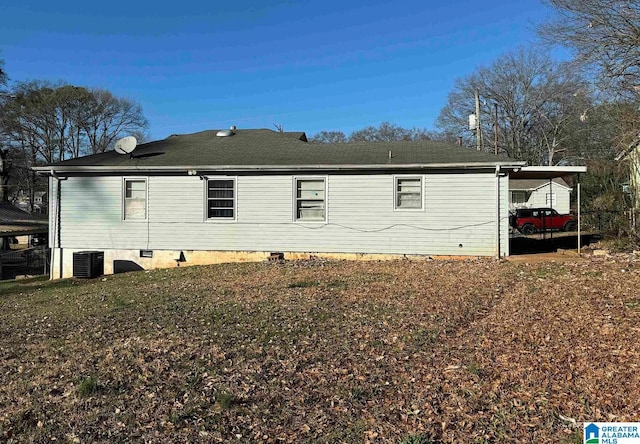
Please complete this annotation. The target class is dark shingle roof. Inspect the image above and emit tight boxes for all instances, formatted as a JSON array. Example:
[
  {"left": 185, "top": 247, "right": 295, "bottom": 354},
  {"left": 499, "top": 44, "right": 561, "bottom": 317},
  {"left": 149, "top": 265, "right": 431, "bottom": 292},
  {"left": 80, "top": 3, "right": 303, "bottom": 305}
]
[
  {"left": 42, "top": 129, "right": 523, "bottom": 171},
  {"left": 0, "top": 202, "right": 48, "bottom": 236},
  {"left": 0, "top": 202, "right": 42, "bottom": 224},
  {"left": 510, "top": 178, "right": 570, "bottom": 190}
]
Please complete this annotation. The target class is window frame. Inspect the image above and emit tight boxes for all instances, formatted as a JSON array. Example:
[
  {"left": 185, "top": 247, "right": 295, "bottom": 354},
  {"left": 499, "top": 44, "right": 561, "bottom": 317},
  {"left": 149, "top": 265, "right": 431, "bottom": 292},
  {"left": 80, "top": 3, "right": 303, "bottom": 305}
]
[
  {"left": 511, "top": 191, "right": 527, "bottom": 205},
  {"left": 122, "top": 177, "right": 148, "bottom": 222},
  {"left": 204, "top": 176, "right": 237, "bottom": 222},
  {"left": 293, "top": 176, "right": 327, "bottom": 223},
  {"left": 393, "top": 175, "right": 424, "bottom": 211},
  {"left": 545, "top": 192, "right": 556, "bottom": 207}
]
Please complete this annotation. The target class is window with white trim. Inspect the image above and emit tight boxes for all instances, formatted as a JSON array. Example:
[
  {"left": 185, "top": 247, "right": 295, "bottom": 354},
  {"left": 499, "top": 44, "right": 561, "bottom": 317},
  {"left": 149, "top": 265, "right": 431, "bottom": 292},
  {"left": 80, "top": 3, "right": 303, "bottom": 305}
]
[
  {"left": 295, "top": 178, "right": 325, "bottom": 221},
  {"left": 395, "top": 176, "right": 422, "bottom": 209},
  {"left": 207, "top": 178, "right": 235, "bottom": 219},
  {"left": 124, "top": 179, "right": 147, "bottom": 220},
  {"left": 546, "top": 192, "right": 556, "bottom": 206}
]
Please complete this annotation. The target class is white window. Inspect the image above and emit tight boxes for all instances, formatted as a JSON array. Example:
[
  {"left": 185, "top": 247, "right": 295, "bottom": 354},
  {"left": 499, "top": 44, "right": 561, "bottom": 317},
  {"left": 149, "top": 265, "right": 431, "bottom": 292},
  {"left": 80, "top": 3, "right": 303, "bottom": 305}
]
[
  {"left": 123, "top": 179, "right": 147, "bottom": 220},
  {"left": 395, "top": 176, "right": 423, "bottom": 209},
  {"left": 546, "top": 192, "right": 556, "bottom": 206},
  {"left": 511, "top": 191, "right": 527, "bottom": 205},
  {"left": 207, "top": 178, "right": 235, "bottom": 219},
  {"left": 295, "top": 178, "right": 326, "bottom": 221}
]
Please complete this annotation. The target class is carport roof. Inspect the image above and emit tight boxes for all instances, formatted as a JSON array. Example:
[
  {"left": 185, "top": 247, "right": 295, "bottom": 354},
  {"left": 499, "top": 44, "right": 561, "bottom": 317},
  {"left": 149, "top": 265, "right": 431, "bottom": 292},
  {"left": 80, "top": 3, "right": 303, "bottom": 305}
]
[
  {"left": 0, "top": 203, "right": 48, "bottom": 237},
  {"left": 510, "top": 166, "right": 587, "bottom": 181}
]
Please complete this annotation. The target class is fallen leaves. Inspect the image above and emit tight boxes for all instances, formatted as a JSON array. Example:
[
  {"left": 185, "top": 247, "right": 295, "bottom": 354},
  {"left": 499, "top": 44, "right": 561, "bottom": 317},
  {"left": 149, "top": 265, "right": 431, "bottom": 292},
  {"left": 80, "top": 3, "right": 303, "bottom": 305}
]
[{"left": 0, "top": 257, "right": 639, "bottom": 442}]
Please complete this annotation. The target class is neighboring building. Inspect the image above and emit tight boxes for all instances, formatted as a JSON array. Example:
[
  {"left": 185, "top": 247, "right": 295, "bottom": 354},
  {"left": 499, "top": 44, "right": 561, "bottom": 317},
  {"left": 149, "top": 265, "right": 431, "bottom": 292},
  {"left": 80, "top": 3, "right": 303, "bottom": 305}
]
[
  {"left": 36, "top": 128, "right": 528, "bottom": 278},
  {"left": 14, "top": 190, "right": 48, "bottom": 214},
  {"left": 509, "top": 178, "right": 573, "bottom": 214},
  {"left": 33, "top": 191, "right": 48, "bottom": 213},
  {"left": 0, "top": 202, "right": 48, "bottom": 249}
]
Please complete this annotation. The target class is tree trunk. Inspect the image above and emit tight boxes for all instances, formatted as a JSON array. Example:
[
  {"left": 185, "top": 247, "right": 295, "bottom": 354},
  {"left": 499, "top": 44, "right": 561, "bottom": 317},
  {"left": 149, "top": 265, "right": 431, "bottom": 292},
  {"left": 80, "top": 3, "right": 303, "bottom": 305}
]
[{"left": 0, "top": 148, "right": 9, "bottom": 202}]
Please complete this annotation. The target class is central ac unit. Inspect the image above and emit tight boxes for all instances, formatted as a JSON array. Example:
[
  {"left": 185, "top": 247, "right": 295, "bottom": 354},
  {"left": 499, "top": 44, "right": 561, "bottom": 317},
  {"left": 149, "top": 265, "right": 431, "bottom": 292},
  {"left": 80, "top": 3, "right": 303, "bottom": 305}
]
[{"left": 73, "top": 251, "right": 104, "bottom": 279}]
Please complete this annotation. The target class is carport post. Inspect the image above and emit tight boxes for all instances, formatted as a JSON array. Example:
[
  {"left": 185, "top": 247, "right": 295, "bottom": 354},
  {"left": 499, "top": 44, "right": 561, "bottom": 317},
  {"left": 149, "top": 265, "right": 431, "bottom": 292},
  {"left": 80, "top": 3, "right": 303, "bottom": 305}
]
[
  {"left": 577, "top": 176, "right": 581, "bottom": 256},
  {"left": 495, "top": 165, "right": 501, "bottom": 258},
  {"left": 549, "top": 178, "right": 553, "bottom": 241}
]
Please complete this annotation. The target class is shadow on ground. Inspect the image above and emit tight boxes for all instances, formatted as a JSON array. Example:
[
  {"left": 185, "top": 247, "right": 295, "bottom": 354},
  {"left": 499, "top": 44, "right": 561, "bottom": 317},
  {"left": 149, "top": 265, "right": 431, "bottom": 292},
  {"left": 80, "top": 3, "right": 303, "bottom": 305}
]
[{"left": 510, "top": 233, "right": 600, "bottom": 255}]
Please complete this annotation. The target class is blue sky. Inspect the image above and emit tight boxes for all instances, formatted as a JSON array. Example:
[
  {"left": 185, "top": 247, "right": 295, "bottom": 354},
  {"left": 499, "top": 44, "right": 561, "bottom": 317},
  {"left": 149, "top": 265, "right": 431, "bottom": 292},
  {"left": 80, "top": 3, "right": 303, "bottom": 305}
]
[{"left": 1, "top": 0, "right": 552, "bottom": 140}]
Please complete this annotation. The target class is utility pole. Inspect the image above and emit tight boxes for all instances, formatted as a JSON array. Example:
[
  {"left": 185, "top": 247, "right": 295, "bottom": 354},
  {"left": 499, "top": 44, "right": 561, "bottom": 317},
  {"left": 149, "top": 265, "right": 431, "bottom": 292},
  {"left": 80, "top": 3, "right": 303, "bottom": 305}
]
[{"left": 475, "top": 90, "right": 481, "bottom": 151}]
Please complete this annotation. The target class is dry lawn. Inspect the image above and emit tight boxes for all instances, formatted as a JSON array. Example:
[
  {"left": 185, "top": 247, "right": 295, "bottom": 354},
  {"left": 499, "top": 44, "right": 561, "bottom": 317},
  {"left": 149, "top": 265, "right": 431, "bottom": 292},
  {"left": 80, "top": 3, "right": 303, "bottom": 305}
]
[{"left": 0, "top": 257, "right": 639, "bottom": 443}]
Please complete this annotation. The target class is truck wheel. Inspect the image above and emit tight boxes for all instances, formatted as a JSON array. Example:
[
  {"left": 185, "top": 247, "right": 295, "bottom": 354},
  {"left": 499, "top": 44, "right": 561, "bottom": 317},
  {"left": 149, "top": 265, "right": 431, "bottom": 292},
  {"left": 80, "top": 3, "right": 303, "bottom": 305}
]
[
  {"left": 520, "top": 224, "right": 536, "bottom": 235},
  {"left": 563, "top": 221, "right": 577, "bottom": 232}
]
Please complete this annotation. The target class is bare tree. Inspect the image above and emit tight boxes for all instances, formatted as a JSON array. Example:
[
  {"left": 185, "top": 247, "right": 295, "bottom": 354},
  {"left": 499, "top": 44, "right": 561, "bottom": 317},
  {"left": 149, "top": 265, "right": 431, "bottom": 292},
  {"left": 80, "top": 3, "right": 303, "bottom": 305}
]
[
  {"left": 540, "top": 0, "right": 640, "bottom": 101},
  {"left": 350, "top": 122, "right": 410, "bottom": 142},
  {"left": 436, "top": 47, "right": 589, "bottom": 165},
  {"left": 310, "top": 123, "right": 436, "bottom": 144},
  {"left": 348, "top": 122, "right": 434, "bottom": 143},
  {"left": 2, "top": 81, "right": 148, "bottom": 204},
  {"left": 81, "top": 89, "right": 148, "bottom": 154},
  {"left": 4, "top": 83, "right": 147, "bottom": 160},
  {"left": 0, "top": 59, "right": 10, "bottom": 201},
  {"left": 0, "top": 58, "right": 6, "bottom": 86},
  {"left": 309, "top": 130, "right": 347, "bottom": 144}
]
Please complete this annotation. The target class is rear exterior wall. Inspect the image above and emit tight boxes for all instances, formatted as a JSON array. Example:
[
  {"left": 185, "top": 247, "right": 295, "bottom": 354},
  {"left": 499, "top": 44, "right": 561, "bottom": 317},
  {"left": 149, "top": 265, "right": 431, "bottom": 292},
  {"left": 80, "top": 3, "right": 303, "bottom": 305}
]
[{"left": 49, "top": 171, "right": 509, "bottom": 277}]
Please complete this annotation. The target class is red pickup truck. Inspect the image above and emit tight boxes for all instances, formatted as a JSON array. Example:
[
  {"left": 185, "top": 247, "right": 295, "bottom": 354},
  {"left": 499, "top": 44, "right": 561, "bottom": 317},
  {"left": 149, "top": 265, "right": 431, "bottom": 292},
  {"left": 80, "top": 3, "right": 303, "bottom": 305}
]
[{"left": 510, "top": 208, "right": 577, "bottom": 235}]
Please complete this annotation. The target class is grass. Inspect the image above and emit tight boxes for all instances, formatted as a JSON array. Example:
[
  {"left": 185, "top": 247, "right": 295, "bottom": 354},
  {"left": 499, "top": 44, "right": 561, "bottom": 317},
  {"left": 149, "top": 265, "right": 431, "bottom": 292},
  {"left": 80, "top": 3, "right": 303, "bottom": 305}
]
[
  {"left": 215, "top": 392, "right": 235, "bottom": 410},
  {"left": 398, "top": 434, "right": 434, "bottom": 444},
  {"left": 1, "top": 258, "right": 639, "bottom": 443},
  {"left": 287, "top": 279, "right": 319, "bottom": 288},
  {"left": 77, "top": 376, "right": 99, "bottom": 398}
]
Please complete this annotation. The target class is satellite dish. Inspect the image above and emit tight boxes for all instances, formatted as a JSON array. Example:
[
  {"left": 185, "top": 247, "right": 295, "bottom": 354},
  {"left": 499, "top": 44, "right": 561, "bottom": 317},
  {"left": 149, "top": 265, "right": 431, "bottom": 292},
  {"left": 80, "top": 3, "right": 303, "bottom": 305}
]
[{"left": 114, "top": 136, "right": 137, "bottom": 155}]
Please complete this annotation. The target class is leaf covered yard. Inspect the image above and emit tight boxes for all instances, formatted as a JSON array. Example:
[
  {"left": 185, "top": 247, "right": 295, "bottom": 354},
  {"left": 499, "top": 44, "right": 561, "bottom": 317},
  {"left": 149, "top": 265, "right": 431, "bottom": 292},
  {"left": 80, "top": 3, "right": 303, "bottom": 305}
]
[{"left": 1, "top": 257, "right": 639, "bottom": 443}]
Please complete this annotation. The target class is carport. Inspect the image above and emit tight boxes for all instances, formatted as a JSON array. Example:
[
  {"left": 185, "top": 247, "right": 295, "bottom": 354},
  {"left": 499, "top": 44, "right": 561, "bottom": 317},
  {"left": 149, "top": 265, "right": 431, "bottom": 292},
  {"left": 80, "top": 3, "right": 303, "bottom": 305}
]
[
  {"left": 0, "top": 203, "right": 49, "bottom": 279},
  {"left": 509, "top": 166, "right": 588, "bottom": 255}
]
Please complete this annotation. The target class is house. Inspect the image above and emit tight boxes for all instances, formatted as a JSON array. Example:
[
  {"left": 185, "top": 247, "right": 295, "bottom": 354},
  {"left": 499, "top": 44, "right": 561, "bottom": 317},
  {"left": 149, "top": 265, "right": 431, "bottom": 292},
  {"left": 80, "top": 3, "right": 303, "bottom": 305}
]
[
  {"left": 509, "top": 178, "right": 573, "bottom": 214},
  {"left": 15, "top": 191, "right": 48, "bottom": 214},
  {"left": 35, "top": 128, "right": 531, "bottom": 279}
]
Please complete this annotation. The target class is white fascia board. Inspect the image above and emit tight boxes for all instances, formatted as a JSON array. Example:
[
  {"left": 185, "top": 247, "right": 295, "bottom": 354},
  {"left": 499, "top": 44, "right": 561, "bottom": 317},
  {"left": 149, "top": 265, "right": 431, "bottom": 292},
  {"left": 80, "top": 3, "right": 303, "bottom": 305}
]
[
  {"left": 33, "top": 161, "right": 526, "bottom": 174},
  {"left": 520, "top": 166, "right": 587, "bottom": 174}
]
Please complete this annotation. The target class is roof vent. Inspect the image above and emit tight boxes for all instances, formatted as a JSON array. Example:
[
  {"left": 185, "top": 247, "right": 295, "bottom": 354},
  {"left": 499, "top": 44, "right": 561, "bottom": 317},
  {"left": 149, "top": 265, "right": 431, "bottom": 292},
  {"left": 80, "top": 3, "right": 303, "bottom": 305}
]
[{"left": 216, "top": 129, "right": 235, "bottom": 137}]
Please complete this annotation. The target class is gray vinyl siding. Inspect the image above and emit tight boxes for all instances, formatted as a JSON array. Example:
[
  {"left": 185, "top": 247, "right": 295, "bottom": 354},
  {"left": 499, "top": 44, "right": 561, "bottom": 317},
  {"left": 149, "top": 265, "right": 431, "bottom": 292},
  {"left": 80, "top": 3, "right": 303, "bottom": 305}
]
[{"left": 58, "top": 172, "right": 509, "bottom": 257}]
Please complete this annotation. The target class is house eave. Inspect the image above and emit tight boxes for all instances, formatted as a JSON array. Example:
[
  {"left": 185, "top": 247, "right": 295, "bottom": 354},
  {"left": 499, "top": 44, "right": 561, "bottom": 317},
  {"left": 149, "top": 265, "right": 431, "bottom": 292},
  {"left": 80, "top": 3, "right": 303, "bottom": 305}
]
[{"left": 33, "top": 161, "right": 526, "bottom": 174}]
